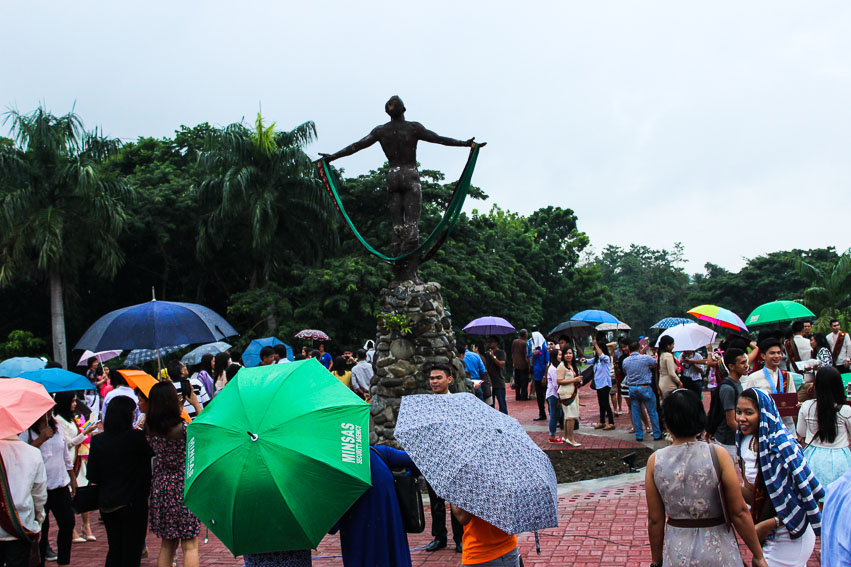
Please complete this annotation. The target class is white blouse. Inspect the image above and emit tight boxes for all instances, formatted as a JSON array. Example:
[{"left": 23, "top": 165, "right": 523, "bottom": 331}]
[{"left": 796, "top": 400, "right": 851, "bottom": 449}]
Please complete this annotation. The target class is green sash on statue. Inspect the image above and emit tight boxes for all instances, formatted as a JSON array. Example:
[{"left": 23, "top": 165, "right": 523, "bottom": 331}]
[{"left": 317, "top": 143, "right": 480, "bottom": 264}]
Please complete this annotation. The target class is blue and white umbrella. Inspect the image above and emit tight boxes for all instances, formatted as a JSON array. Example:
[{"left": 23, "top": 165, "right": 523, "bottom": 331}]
[
  {"left": 181, "top": 342, "right": 231, "bottom": 366},
  {"left": 125, "top": 344, "right": 188, "bottom": 366},
  {"left": 650, "top": 317, "right": 692, "bottom": 329},
  {"left": 396, "top": 393, "right": 558, "bottom": 535}
]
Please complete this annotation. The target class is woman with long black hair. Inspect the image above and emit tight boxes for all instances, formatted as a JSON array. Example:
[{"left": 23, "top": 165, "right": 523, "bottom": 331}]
[
  {"left": 145, "top": 382, "right": 200, "bottom": 567},
  {"left": 87, "top": 396, "right": 153, "bottom": 567},
  {"left": 796, "top": 366, "right": 851, "bottom": 491},
  {"left": 24, "top": 410, "right": 76, "bottom": 566},
  {"left": 52, "top": 393, "right": 97, "bottom": 543},
  {"left": 591, "top": 332, "right": 616, "bottom": 430}
]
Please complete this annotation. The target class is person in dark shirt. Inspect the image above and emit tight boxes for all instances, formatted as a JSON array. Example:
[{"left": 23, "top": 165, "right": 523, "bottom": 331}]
[
  {"left": 483, "top": 336, "right": 508, "bottom": 414},
  {"left": 510, "top": 330, "right": 531, "bottom": 401},
  {"left": 87, "top": 396, "right": 153, "bottom": 567}
]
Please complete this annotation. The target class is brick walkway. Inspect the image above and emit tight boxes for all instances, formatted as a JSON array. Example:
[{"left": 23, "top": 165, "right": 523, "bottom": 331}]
[{"left": 61, "top": 386, "right": 821, "bottom": 567}]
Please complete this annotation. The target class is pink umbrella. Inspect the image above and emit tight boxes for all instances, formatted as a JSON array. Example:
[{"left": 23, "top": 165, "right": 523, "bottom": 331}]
[
  {"left": 76, "top": 349, "right": 122, "bottom": 367},
  {"left": 295, "top": 329, "right": 331, "bottom": 341},
  {"left": 0, "top": 378, "right": 56, "bottom": 437}
]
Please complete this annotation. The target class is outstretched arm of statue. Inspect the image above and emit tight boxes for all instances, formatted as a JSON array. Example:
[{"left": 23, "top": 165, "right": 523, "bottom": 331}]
[
  {"left": 416, "top": 123, "right": 486, "bottom": 147},
  {"left": 319, "top": 129, "right": 379, "bottom": 162}
]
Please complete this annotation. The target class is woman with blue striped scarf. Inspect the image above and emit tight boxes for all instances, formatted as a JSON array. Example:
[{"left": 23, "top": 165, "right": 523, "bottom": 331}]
[{"left": 736, "top": 388, "right": 824, "bottom": 567}]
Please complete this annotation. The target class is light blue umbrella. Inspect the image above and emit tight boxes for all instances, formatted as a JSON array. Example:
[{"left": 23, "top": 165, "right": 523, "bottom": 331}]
[
  {"left": 181, "top": 342, "right": 231, "bottom": 366},
  {"left": 125, "top": 344, "right": 188, "bottom": 365},
  {"left": 570, "top": 309, "right": 619, "bottom": 325},
  {"left": 18, "top": 368, "right": 94, "bottom": 393},
  {"left": 650, "top": 317, "right": 693, "bottom": 329},
  {"left": 242, "top": 338, "right": 294, "bottom": 367},
  {"left": 0, "top": 357, "right": 46, "bottom": 377}
]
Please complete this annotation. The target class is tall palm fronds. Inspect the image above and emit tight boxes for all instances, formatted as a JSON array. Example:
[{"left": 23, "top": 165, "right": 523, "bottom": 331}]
[
  {"left": 196, "top": 113, "right": 336, "bottom": 287},
  {"left": 790, "top": 251, "right": 851, "bottom": 328},
  {"left": 0, "top": 106, "right": 133, "bottom": 367}
]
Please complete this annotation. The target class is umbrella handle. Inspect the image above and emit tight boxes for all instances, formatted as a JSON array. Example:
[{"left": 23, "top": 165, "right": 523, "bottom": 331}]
[{"left": 535, "top": 530, "right": 540, "bottom": 554}]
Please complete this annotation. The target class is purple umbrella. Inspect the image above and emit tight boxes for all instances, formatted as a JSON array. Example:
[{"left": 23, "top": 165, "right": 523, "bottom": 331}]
[{"left": 463, "top": 316, "right": 516, "bottom": 335}]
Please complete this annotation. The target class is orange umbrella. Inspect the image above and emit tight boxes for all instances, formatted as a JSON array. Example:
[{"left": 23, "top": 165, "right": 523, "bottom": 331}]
[
  {"left": 117, "top": 369, "right": 191, "bottom": 423},
  {"left": 0, "top": 378, "right": 56, "bottom": 437}
]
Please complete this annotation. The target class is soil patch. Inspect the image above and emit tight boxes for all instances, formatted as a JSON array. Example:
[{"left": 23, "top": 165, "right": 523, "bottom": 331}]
[{"left": 548, "top": 447, "right": 653, "bottom": 483}]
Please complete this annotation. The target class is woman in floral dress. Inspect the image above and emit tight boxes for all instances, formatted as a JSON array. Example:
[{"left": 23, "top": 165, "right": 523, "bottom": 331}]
[{"left": 146, "top": 382, "right": 201, "bottom": 567}]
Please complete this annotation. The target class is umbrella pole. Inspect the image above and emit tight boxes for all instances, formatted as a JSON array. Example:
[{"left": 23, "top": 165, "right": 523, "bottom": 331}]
[
  {"left": 535, "top": 530, "right": 541, "bottom": 554},
  {"left": 157, "top": 351, "right": 162, "bottom": 379}
]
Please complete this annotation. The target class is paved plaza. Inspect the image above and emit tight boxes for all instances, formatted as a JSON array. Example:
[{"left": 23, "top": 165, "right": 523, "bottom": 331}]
[{"left": 63, "top": 386, "right": 821, "bottom": 566}]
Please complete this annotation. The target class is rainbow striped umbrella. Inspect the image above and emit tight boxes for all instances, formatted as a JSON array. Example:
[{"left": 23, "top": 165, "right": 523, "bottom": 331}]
[{"left": 687, "top": 305, "right": 748, "bottom": 332}]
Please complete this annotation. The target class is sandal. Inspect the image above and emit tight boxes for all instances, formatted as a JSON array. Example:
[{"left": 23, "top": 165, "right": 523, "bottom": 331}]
[{"left": 72, "top": 537, "right": 87, "bottom": 544}]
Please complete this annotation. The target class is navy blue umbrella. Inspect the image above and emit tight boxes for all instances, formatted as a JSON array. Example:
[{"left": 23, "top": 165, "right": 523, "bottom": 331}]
[{"left": 74, "top": 300, "right": 238, "bottom": 351}]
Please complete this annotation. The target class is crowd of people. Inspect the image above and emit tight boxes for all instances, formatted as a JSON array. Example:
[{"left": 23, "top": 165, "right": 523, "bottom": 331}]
[{"left": 2, "top": 316, "right": 851, "bottom": 567}]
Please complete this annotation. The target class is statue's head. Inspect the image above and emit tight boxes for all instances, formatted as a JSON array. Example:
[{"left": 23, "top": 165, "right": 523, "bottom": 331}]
[{"left": 385, "top": 96, "right": 406, "bottom": 118}]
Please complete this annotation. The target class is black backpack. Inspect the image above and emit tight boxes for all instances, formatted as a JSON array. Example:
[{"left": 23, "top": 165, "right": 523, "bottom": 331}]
[
  {"left": 370, "top": 448, "right": 426, "bottom": 534},
  {"left": 706, "top": 378, "right": 737, "bottom": 437}
]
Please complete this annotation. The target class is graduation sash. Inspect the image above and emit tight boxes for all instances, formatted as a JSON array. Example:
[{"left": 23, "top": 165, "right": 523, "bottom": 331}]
[{"left": 832, "top": 331, "right": 846, "bottom": 362}]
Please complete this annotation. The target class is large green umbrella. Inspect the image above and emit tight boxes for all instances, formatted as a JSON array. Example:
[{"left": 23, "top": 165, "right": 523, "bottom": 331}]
[
  {"left": 745, "top": 300, "right": 815, "bottom": 327},
  {"left": 184, "top": 359, "right": 371, "bottom": 556}
]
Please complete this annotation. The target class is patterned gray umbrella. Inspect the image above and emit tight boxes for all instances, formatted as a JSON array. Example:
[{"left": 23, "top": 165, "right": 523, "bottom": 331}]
[
  {"left": 395, "top": 393, "right": 558, "bottom": 534},
  {"left": 124, "top": 344, "right": 188, "bottom": 365}
]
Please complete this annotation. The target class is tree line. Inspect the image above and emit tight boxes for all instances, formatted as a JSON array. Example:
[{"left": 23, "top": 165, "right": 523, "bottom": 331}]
[{"left": 1, "top": 105, "right": 848, "bottom": 367}]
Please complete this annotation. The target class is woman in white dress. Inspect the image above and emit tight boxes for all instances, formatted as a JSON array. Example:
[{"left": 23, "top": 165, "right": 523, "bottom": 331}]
[
  {"left": 53, "top": 392, "right": 98, "bottom": 542},
  {"left": 557, "top": 347, "right": 583, "bottom": 447}
]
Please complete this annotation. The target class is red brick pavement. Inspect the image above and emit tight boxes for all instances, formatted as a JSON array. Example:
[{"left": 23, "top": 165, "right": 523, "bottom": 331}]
[{"left": 63, "top": 483, "right": 821, "bottom": 566}]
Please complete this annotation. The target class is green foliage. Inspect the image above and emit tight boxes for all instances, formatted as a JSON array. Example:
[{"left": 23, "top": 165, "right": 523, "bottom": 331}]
[
  {"left": 378, "top": 312, "right": 413, "bottom": 336},
  {"left": 595, "top": 243, "right": 690, "bottom": 336},
  {"left": 789, "top": 249, "right": 851, "bottom": 329},
  {"left": 196, "top": 114, "right": 336, "bottom": 291},
  {"left": 0, "top": 106, "right": 133, "bottom": 284},
  {"left": 0, "top": 330, "right": 47, "bottom": 359}
]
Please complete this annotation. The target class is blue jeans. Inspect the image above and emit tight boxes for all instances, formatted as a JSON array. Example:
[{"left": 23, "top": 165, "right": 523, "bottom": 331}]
[
  {"left": 547, "top": 396, "right": 563, "bottom": 437},
  {"left": 628, "top": 385, "right": 662, "bottom": 440}
]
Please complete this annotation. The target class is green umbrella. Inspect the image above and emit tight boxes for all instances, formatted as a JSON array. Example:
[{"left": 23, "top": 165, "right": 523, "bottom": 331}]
[
  {"left": 745, "top": 300, "right": 815, "bottom": 327},
  {"left": 184, "top": 359, "right": 371, "bottom": 556}
]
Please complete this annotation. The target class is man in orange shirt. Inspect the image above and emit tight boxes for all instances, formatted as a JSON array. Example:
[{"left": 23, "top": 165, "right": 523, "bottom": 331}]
[{"left": 450, "top": 505, "right": 519, "bottom": 566}]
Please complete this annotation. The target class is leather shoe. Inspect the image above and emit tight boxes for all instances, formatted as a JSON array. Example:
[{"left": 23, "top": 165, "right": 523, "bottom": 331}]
[
  {"left": 425, "top": 538, "right": 447, "bottom": 552},
  {"left": 532, "top": 416, "right": 546, "bottom": 421},
  {"left": 456, "top": 542, "right": 463, "bottom": 553}
]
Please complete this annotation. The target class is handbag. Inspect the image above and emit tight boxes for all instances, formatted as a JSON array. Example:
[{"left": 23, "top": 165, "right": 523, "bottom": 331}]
[
  {"left": 581, "top": 364, "right": 596, "bottom": 389},
  {"left": 71, "top": 485, "right": 100, "bottom": 513},
  {"left": 370, "top": 448, "right": 425, "bottom": 534},
  {"left": 557, "top": 383, "right": 577, "bottom": 405}
]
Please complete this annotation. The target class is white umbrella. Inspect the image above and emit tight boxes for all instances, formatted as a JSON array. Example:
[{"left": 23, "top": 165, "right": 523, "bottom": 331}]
[
  {"left": 655, "top": 323, "right": 716, "bottom": 352},
  {"left": 76, "top": 349, "right": 122, "bottom": 366},
  {"left": 596, "top": 320, "right": 631, "bottom": 331}
]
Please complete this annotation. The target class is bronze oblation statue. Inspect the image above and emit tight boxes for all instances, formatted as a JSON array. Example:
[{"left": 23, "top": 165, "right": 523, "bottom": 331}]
[{"left": 319, "top": 96, "right": 485, "bottom": 282}]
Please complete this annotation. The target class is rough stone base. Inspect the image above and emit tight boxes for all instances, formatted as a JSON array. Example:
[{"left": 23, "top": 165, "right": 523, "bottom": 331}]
[{"left": 370, "top": 280, "right": 466, "bottom": 447}]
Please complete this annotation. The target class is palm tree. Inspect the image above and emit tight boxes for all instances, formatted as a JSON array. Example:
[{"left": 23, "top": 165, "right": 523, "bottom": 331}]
[
  {"left": 0, "top": 106, "right": 133, "bottom": 368},
  {"left": 791, "top": 251, "right": 851, "bottom": 329},
  {"left": 196, "top": 113, "right": 336, "bottom": 291}
]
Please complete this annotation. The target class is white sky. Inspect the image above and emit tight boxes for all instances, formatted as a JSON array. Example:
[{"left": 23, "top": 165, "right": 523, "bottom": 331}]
[{"left": 2, "top": 1, "right": 850, "bottom": 273}]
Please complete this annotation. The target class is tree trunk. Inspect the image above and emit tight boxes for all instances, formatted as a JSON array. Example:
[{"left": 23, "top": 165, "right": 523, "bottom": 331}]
[{"left": 48, "top": 267, "right": 68, "bottom": 369}]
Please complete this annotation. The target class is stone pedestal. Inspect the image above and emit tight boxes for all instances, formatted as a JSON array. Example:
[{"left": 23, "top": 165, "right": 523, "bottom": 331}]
[{"left": 369, "top": 280, "right": 466, "bottom": 447}]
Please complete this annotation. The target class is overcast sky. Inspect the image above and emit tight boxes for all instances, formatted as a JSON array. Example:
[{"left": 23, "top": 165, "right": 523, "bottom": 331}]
[{"left": 3, "top": 1, "right": 849, "bottom": 273}]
